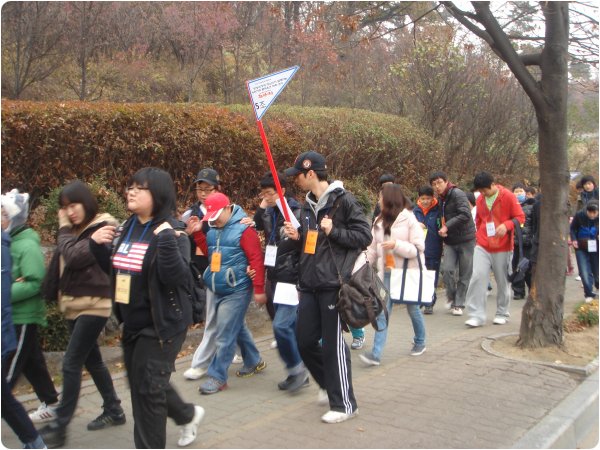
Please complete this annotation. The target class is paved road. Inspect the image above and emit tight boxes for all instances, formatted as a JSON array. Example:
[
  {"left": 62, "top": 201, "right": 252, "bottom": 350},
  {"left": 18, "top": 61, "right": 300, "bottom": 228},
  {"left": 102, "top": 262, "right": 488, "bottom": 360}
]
[{"left": 2, "top": 275, "right": 597, "bottom": 449}]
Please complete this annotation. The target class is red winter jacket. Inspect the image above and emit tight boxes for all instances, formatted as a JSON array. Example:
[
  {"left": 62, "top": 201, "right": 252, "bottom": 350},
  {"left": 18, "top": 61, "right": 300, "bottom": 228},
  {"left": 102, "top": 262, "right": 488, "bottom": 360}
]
[{"left": 475, "top": 185, "right": 525, "bottom": 253}]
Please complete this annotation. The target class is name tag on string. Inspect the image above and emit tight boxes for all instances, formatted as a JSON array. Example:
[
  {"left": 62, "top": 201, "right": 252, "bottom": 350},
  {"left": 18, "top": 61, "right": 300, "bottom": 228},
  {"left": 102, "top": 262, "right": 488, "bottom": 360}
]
[
  {"left": 304, "top": 230, "right": 318, "bottom": 254},
  {"left": 264, "top": 245, "right": 277, "bottom": 267},
  {"left": 115, "top": 273, "right": 131, "bottom": 304},
  {"left": 486, "top": 222, "right": 496, "bottom": 237},
  {"left": 588, "top": 239, "right": 597, "bottom": 253},
  {"left": 211, "top": 252, "right": 222, "bottom": 272}
]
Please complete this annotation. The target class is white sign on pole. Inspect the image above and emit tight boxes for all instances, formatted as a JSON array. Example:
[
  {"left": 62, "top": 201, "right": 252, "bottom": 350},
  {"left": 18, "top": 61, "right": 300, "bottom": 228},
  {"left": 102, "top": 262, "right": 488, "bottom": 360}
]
[{"left": 247, "top": 66, "right": 299, "bottom": 121}]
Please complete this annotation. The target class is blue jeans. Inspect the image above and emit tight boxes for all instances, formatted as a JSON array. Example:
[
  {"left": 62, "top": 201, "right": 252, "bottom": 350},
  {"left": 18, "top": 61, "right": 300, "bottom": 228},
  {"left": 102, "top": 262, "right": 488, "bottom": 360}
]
[
  {"left": 371, "top": 272, "right": 426, "bottom": 360},
  {"left": 206, "top": 287, "right": 261, "bottom": 382},
  {"left": 273, "top": 303, "right": 303, "bottom": 374},
  {"left": 575, "top": 249, "right": 599, "bottom": 297}
]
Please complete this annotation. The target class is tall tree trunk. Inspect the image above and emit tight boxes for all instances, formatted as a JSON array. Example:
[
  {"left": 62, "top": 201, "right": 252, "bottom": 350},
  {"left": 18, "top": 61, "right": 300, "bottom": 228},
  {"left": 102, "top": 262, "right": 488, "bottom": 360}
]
[{"left": 518, "top": 2, "right": 569, "bottom": 347}]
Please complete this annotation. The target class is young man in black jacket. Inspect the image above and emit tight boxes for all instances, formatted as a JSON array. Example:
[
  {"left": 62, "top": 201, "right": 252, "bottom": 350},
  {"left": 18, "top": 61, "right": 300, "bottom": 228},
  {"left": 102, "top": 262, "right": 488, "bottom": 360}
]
[
  {"left": 253, "top": 171, "right": 308, "bottom": 393},
  {"left": 283, "top": 151, "right": 372, "bottom": 424},
  {"left": 429, "top": 171, "right": 476, "bottom": 316}
]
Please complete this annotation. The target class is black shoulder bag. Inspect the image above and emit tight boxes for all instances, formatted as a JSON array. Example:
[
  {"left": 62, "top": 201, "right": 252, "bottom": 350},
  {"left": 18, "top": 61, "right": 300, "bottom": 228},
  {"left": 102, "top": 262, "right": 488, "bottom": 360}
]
[
  {"left": 324, "top": 197, "right": 389, "bottom": 331},
  {"left": 508, "top": 218, "right": 529, "bottom": 284}
]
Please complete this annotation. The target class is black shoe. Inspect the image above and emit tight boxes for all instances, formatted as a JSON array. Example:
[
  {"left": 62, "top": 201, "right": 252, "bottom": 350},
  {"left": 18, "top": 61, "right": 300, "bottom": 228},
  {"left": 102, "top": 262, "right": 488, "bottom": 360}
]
[
  {"left": 423, "top": 306, "right": 434, "bottom": 315},
  {"left": 278, "top": 373, "right": 309, "bottom": 392},
  {"left": 39, "top": 422, "right": 66, "bottom": 449},
  {"left": 87, "top": 411, "right": 126, "bottom": 431},
  {"left": 513, "top": 294, "right": 525, "bottom": 300}
]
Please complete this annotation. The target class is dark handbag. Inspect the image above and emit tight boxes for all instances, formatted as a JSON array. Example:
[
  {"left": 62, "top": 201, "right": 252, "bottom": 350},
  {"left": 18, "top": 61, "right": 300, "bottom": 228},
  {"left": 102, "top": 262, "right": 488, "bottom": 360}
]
[
  {"left": 41, "top": 250, "right": 60, "bottom": 303},
  {"left": 323, "top": 197, "right": 388, "bottom": 331},
  {"left": 335, "top": 257, "right": 389, "bottom": 331},
  {"left": 508, "top": 218, "right": 530, "bottom": 284}
]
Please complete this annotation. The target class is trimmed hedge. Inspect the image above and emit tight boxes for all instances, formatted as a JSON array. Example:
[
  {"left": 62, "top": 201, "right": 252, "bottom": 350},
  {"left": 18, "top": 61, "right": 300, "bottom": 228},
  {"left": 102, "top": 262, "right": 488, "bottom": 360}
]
[{"left": 1, "top": 101, "right": 442, "bottom": 211}]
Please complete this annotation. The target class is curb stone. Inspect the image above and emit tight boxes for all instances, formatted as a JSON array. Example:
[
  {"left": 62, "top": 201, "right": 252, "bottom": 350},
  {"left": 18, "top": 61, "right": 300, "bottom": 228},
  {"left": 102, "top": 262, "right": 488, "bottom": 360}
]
[
  {"left": 482, "top": 332, "right": 599, "bottom": 376},
  {"left": 513, "top": 370, "right": 599, "bottom": 448}
]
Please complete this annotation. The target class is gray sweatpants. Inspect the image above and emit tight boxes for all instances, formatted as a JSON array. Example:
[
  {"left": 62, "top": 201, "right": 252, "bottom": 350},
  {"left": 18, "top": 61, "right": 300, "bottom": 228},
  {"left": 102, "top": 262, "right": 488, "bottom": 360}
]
[
  {"left": 441, "top": 240, "right": 475, "bottom": 308},
  {"left": 191, "top": 289, "right": 217, "bottom": 368},
  {"left": 465, "top": 246, "right": 512, "bottom": 324}
]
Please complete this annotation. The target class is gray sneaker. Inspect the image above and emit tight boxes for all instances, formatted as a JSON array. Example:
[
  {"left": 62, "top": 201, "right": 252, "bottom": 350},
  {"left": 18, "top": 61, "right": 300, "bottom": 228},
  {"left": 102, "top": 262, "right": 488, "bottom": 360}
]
[
  {"left": 410, "top": 344, "right": 426, "bottom": 356},
  {"left": 351, "top": 336, "right": 365, "bottom": 350}
]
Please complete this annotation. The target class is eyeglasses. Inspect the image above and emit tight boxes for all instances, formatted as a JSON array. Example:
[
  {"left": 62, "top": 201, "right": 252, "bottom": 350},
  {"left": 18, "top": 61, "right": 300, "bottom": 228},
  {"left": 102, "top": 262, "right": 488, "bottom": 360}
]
[
  {"left": 195, "top": 187, "right": 215, "bottom": 193},
  {"left": 125, "top": 186, "right": 150, "bottom": 194}
]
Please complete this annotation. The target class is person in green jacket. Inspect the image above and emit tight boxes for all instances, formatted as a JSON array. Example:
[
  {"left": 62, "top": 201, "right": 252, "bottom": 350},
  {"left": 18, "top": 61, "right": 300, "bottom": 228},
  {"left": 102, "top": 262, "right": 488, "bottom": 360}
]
[{"left": 1, "top": 189, "right": 60, "bottom": 424}]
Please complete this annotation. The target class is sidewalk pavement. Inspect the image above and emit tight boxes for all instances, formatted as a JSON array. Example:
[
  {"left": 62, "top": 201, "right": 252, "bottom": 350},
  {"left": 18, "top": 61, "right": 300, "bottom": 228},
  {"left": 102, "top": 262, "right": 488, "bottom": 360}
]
[{"left": 2, "top": 276, "right": 598, "bottom": 449}]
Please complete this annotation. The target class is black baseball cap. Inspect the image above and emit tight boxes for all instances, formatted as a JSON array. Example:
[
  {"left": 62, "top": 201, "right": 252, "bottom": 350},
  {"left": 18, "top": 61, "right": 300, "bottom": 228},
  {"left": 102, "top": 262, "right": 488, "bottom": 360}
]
[
  {"left": 284, "top": 151, "right": 327, "bottom": 177},
  {"left": 193, "top": 168, "right": 220, "bottom": 186}
]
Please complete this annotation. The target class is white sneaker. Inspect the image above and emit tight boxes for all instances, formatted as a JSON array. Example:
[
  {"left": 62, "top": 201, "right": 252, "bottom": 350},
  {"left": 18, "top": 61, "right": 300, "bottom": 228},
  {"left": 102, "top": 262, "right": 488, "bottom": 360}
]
[
  {"left": 585, "top": 297, "right": 594, "bottom": 304},
  {"left": 493, "top": 317, "right": 508, "bottom": 325},
  {"left": 183, "top": 367, "right": 208, "bottom": 380},
  {"left": 232, "top": 354, "right": 243, "bottom": 364},
  {"left": 451, "top": 307, "right": 463, "bottom": 316},
  {"left": 576, "top": 276, "right": 582, "bottom": 281},
  {"left": 270, "top": 340, "right": 278, "bottom": 349},
  {"left": 317, "top": 389, "right": 329, "bottom": 406},
  {"left": 321, "top": 409, "right": 358, "bottom": 424},
  {"left": 28, "top": 402, "right": 58, "bottom": 424},
  {"left": 178, "top": 405, "right": 205, "bottom": 447},
  {"left": 465, "top": 318, "right": 483, "bottom": 328}
]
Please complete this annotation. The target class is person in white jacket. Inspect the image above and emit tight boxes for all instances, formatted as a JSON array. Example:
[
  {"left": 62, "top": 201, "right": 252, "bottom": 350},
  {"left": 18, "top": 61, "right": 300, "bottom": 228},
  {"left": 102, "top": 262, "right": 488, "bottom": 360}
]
[{"left": 360, "top": 184, "right": 427, "bottom": 366}]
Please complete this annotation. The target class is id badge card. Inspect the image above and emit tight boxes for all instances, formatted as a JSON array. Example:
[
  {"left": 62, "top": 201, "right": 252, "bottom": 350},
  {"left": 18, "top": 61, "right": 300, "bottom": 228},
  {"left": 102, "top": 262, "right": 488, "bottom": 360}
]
[
  {"left": 486, "top": 221, "right": 496, "bottom": 237},
  {"left": 264, "top": 245, "right": 278, "bottom": 267},
  {"left": 211, "top": 252, "right": 222, "bottom": 272},
  {"left": 385, "top": 253, "right": 395, "bottom": 269},
  {"left": 588, "top": 239, "right": 597, "bottom": 253},
  {"left": 115, "top": 273, "right": 131, "bottom": 304},
  {"left": 304, "top": 230, "right": 318, "bottom": 254}
]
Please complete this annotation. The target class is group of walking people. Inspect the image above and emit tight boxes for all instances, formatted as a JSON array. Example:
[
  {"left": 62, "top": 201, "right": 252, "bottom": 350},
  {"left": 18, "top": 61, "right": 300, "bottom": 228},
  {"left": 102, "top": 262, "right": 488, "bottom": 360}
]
[{"left": 2, "top": 150, "right": 598, "bottom": 448}]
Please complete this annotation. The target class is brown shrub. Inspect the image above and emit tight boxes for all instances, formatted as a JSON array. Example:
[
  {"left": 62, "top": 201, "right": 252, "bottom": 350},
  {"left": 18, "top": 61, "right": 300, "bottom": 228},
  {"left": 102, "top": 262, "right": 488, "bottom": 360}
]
[{"left": 1, "top": 101, "right": 442, "bottom": 212}]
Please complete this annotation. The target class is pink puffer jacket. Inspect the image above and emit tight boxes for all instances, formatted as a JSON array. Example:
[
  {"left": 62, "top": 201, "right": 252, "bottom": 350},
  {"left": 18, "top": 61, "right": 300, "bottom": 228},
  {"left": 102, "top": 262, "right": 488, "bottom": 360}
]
[{"left": 367, "top": 208, "right": 425, "bottom": 280}]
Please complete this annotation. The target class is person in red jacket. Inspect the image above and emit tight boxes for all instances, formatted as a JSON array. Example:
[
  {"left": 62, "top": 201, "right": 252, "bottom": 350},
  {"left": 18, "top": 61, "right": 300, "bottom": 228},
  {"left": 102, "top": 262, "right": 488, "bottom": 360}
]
[{"left": 465, "top": 172, "right": 525, "bottom": 327}]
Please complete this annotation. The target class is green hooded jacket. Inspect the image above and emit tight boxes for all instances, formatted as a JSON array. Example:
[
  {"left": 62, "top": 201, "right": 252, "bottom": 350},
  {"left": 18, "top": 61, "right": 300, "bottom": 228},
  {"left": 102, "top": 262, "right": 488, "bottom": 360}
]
[{"left": 9, "top": 225, "right": 47, "bottom": 326}]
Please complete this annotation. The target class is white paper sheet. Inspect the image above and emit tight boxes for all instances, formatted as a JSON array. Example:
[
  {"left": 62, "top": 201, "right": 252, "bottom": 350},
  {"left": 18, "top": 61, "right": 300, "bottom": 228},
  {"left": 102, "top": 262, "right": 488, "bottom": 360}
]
[
  {"left": 275, "top": 197, "right": 301, "bottom": 229},
  {"left": 273, "top": 282, "right": 299, "bottom": 306}
]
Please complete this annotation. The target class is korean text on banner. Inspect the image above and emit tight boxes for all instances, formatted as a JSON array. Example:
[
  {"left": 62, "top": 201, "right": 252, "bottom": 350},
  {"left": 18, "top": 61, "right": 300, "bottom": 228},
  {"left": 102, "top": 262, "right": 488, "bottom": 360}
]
[{"left": 247, "top": 66, "right": 299, "bottom": 121}]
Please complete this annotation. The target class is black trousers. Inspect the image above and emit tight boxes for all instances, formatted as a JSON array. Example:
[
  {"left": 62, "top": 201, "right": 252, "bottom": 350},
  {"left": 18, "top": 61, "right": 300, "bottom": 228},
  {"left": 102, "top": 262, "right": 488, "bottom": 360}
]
[
  {"left": 2, "top": 357, "right": 40, "bottom": 445},
  {"left": 511, "top": 246, "right": 532, "bottom": 297},
  {"left": 295, "top": 289, "right": 357, "bottom": 414},
  {"left": 56, "top": 315, "right": 123, "bottom": 427},
  {"left": 5, "top": 323, "right": 59, "bottom": 405},
  {"left": 123, "top": 329, "right": 195, "bottom": 449}
]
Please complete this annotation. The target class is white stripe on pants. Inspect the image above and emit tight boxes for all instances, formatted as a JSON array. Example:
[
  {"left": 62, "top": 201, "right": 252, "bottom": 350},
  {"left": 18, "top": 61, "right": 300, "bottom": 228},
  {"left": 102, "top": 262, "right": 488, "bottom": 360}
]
[{"left": 465, "top": 246, "right": 512, "bottom": 324}]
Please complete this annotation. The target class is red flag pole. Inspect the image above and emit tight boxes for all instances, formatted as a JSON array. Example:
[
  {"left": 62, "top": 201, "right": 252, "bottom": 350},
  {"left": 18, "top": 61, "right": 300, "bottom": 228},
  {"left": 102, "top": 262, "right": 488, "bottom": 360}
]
[{"left": 256, "top": 119, "right": 291, "bottom": 223}]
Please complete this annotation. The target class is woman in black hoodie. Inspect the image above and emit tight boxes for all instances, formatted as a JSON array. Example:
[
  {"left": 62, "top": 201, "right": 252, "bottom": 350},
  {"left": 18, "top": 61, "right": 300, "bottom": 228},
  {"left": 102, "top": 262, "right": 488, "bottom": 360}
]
[{"left": 89, "top": 168, "right": 204, "bottom": 449}]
